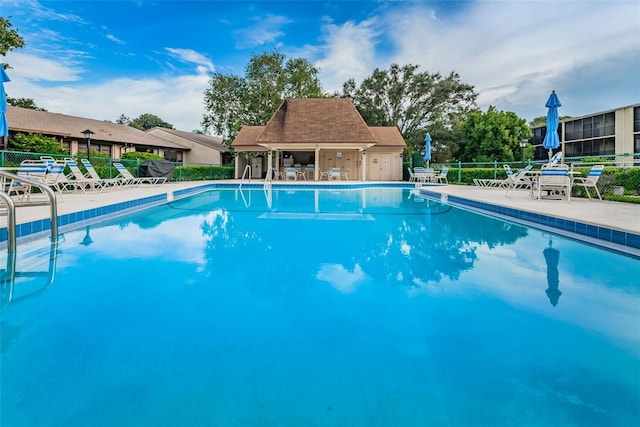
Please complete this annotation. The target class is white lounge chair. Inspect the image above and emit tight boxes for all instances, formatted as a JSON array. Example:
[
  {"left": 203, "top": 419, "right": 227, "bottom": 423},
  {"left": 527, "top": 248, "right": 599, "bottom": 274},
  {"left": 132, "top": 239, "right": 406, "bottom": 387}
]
[
  {"left": 65, "top": 158, "right": 105, "bottom": 192},
  {"left": 113, "top": 162, "right": 166, "bottom": 185},
  {"left": 572, "top": 164, "right": 604, "bottom": 200},
  {"left": 7, "top": 160, "right": 49, "bottom": 200},
  {"left": 505, "top": 165, "right": 534, "bottom": 198},
  {"left": 80, "top": 159, "right": 124, "bottom": 189},
  {"left": 435, "top": 167, "right": 448, "bottom": 184}
]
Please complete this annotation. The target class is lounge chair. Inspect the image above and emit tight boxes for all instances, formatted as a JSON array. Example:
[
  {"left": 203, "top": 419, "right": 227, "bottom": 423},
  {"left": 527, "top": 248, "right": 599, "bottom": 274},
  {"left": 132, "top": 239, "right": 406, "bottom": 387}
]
[
  {"left": 64, "top": 158, "right": 105, "bottom": 192},
  {"left": 7, "top": 160, "right": 49, "bottom": 200},
  {"left": 113, "top": 162, "right": 166, "bottom": 185},
  {"left": 80, "top": 159, "right": 124, "bottom": 190},
  {"left": 319, "top": 169, "right": 329, "bottom": 181},
  {"left": 407, "top": 167, "right": 416, "bottom": 182},
  {"left": 474, "top": 165, "right": 518, "bottom": 188},
  {"left": 572, "top": 164, "right": 604, "bottom": 200},
  {"left": 549, "top": 151, "right": 563, "bottom": 166},
  {"left": 505, "top": 165, "right": 534, "bottom": 198},
  {"left": 535, "top": 164, "right": 571, "bottom": 202},
  {"left": 305, "top": 164, "right": 315, "bottom": 180}
]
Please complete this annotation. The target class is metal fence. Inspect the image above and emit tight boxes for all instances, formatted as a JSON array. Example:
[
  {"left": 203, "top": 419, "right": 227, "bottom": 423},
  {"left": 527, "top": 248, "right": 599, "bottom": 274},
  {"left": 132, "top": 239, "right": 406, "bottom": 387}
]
[
  {"left": 405, "top": 152, "right": 640, "bottom": 202},
  {"left": 0, "top": 150, "right": 234, "bottom": 182}
]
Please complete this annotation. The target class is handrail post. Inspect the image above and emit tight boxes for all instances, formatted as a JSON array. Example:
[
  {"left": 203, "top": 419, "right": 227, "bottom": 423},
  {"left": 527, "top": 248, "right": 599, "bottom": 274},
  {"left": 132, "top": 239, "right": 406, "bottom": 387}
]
[{"left": 0, "top": 191, "right": 16, "bottom": 253}]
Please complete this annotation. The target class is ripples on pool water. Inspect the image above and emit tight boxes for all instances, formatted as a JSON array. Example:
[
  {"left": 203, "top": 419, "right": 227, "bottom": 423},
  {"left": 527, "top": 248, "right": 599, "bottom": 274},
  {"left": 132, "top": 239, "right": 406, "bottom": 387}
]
[{"left": 1, "top": 188, "right": 638, "bottom": 426}]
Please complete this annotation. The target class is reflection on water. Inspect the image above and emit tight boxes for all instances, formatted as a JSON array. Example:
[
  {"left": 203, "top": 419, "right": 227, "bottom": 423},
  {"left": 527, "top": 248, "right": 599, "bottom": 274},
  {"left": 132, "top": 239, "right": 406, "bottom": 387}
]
[
  {"left": 1, "top": 188, "right": 638, "bottom": 427},
  {"left": 544, "top": 238, "right": 562, "bottom": 306}
]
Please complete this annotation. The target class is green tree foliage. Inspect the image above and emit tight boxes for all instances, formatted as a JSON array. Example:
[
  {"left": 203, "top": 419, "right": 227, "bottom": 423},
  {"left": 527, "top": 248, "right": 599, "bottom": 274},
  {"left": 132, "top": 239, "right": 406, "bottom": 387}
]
[
  {"left": 122, "top": 152, "right": 164, "bottom": 161},
  {"left": 341, "top": 63, "right": 477, "bottom": 154},
  {"left": 0, "top": 17, "right": 24, "bottom": 69},
  {"left": 116, "top": 114, "right": 131, "bottom": 125},
  {"left": 202, "top": 50, "right": 324, "bottom": 145},
  {"left": 530, "top": 115, "right": 572, "bottom": 127},
  {"left": 129, "top": 113, "right": 173, "bottom": 131},
  {"left": 456, "top": 106, "right": 532, "bottom": 162},
  {"left": 9, "top": 133, "right": 67, "bottom": 154},
  {"left": 7, "top": 97, "right": 47, "bottom": 111}
]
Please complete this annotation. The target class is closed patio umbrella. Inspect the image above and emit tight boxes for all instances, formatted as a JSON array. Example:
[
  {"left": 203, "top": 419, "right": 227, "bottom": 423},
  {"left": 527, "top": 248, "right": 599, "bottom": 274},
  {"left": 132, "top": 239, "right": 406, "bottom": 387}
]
[
  {"left": 542, "top": 91, "right": 561, "bottom": 163},
  {"left": 543, "top": 238, "right": 561, "bottom": 306},
  {"left": 0, "top": 67, "right": 10, "bottom": 148},
  {"left": 424, "top": 133, "right": 432, "bottom": 167}
]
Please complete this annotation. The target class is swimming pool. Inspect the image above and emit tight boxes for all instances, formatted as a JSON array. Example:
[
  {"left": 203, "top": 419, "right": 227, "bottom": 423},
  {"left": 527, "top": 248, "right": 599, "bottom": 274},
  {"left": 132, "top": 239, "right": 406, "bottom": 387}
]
[{"left": 2, "top": 187, "right": 638, "bottom": 426}]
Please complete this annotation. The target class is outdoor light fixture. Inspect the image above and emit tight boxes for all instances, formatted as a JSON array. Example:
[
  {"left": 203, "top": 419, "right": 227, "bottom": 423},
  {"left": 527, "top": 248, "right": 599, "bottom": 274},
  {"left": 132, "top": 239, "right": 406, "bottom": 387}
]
[
  {"left": 519, "top": 139, "right": 528, "bottom": 167},
  {"left": 363, "top": 149, "right": 366, "bottom": 155},
  {"left": 82, "top": 129, "right": 95, "bottom": 161}
]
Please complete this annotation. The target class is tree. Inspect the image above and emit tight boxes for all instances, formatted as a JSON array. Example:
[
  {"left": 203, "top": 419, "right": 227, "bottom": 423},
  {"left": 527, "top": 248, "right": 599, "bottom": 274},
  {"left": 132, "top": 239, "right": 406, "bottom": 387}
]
[
  {"left": 129, "top": 113, "right": 173, "bottom": 131},
  {"left": 530, "top": 115, "right": 572, "bottom": 127},
  {"left": 341, "top": 63, "right": 477, "bottom": 155},
  {"left": 202, "top": 51, "right": 324, "bottom": 145},
  {"left": 455, "top": 106, "right": 532, "bottom": 163},
  {"left": 0, "top": 17, "right": 24, "bottom": 69},
  {"left": 9, "top": 133, "right": 67, "bottom": 154},
  {"left": 116, "top": 114, "right": 131, "bottom": 125},
  {"left": 7, "top": 97, "right": 47, "bottom": 111}
]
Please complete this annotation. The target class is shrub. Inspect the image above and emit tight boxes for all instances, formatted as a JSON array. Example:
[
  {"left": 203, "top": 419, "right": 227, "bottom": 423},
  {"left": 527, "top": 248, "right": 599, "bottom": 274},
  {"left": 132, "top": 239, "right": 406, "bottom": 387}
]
[{"left": 121, "top": 152, "right": 164, "bottom": 161}]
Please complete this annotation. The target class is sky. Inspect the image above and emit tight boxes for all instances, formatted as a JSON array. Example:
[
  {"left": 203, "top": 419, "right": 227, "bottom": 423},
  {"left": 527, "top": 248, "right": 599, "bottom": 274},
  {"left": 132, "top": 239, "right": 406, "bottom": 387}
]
[{"left": 2, "top": 0, "right": 639, "bottom": 134}]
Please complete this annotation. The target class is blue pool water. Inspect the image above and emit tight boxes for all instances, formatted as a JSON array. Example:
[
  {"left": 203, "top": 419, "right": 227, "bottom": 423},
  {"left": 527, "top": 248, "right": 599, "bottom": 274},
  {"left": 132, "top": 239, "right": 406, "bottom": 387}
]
[{"left": 1, "top": 187, "right": 639, "bottom": 426}]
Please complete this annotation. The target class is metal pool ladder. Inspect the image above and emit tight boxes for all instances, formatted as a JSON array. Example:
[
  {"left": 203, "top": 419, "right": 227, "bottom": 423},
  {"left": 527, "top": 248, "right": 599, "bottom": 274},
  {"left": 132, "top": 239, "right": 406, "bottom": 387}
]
[
  {"left": 0, "top": 170, "right": 59, "bottom": 253},
  {"left": 239, "top": 165, "right": 251, "bottom": 189}
]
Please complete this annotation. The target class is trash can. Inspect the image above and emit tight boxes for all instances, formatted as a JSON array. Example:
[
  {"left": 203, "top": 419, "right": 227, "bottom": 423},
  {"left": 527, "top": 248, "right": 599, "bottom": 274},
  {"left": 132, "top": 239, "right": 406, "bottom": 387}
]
[{"left": 139, "top": 160, "right": 175, "bottom": 181}]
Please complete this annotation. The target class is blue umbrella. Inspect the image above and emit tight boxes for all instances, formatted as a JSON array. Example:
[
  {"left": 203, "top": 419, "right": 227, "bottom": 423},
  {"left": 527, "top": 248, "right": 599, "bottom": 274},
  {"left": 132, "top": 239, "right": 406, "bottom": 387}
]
[
  {"left": 542, "top": 90, "right": 561, "bottom": 163},
  {"left": 424, "top": 132, "right": 432, "bottom": 167},
  {"left": 0, "top": 68, "right": 10, "bottom": 140}
]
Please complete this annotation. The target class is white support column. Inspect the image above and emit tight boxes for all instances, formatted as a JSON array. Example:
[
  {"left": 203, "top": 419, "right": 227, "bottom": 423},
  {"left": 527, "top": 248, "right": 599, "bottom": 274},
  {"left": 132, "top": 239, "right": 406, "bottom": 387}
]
[
  {"left": 234, "top": 154, "right": 240, "bottom": 179},
  {"left": 267, "top": 150, "right": 273, "bottom": 181},
  {"left": 314, "top": 145, "right": 320, "bottom": 181},
  {"left": 361, "top": 149, "right": 367, "bottom": 181}
]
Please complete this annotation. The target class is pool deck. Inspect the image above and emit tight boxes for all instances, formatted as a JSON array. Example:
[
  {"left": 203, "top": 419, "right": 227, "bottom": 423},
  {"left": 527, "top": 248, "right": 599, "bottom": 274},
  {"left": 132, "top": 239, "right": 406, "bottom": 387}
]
[{"left": 1, "top": 181, "right": 639, "bottom": 255}]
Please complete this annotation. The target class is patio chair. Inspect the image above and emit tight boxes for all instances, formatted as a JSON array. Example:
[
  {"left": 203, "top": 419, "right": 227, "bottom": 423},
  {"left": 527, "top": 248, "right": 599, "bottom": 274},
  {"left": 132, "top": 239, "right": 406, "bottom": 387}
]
[
  {"left": 572, "top": 164, "right": 604, "bottom": 200},
  {"left": 535, "top": 163, "right": 571, "bottom": 202},
  {"left": 284, "top": 167, "right": 297, "bottom": 181},
  {"left": 435, "top": 167, "right": 449, "bottom": 184},
  {"left": 305, "top": 164, "right": 315, "bottom": 180},
  {"left": 340, "top": 168, "right": 349, "bottom": 180},
  {"left": 272, "top": 168, "right": 285, "bottom": 180},
  {"left": 318, "top": 169, "right": 329, "bottom": 181},
  {"left": 329, "top": 168, "right": 341, "bottom": 181}
]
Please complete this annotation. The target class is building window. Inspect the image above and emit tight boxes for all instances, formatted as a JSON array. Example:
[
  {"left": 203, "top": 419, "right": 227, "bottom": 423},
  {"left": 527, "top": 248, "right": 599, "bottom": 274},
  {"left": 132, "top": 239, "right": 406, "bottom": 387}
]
[
  {"left": 634, "top": 106, "right": 640, "bottom": 133},
  {"left": 604, "top": 112, "right": 615, "bottom": 135}
]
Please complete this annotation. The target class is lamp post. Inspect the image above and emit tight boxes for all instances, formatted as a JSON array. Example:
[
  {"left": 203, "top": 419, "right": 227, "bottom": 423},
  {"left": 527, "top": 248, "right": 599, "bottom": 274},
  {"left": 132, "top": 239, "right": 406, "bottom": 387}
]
[
  {"left": 519, "top": 139, "right": 528, "bottom": 167},
  {"left": 82, "top": 129, "right": 95, "bottom": 161}
]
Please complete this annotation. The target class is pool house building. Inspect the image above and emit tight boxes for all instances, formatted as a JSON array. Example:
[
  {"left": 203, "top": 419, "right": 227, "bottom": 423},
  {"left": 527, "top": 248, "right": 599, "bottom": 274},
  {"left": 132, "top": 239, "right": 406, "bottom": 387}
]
[{"left": 231, "top": 98, "right": 407, "bottom": 181}]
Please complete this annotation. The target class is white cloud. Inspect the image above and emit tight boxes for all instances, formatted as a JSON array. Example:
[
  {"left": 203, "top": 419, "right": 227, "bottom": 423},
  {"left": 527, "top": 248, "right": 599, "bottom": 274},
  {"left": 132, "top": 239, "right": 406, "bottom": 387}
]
[
  {"left": 165, "top": 48, "right": 215, "bottom": 73},
  {"left": 5, "top": 52, "right": 83, "bottom": 82},
  {"left": 233, "top": 14, "right": 293, "bottom": 49},
  {"left": 381, "top": 1, "right": 640, "bottom": 119},
  {"left": 315, "top": 17, "right": 381, "bottom": 93}
]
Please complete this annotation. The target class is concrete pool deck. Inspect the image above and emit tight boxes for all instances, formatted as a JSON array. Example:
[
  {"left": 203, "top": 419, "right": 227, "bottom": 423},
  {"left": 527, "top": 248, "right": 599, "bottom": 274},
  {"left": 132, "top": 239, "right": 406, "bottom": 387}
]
[{"left": 1, "top": 180, "right": 639, "bottom": 255}]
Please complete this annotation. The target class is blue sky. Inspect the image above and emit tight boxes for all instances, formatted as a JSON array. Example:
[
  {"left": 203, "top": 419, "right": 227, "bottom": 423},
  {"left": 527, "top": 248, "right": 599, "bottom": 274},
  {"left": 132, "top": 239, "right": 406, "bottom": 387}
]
[{"left": 3, "top": 0, "right": 639, "bottom": 133}]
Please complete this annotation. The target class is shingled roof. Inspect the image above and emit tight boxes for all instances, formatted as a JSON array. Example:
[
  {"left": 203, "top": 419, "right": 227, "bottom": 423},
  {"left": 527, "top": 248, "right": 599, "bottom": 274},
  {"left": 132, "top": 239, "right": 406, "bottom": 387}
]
[
  {"left": 7, "top": 106, "right": 188, "bottom": 149},
  {"left": 147, "top": 127, "right": 229, "bottom": 152},
  {"left": 256, "top": 98, "right": 376, "bottom": 144},
  {"left": 232, "top": 98, "right": 405, "bottom": 149}
]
